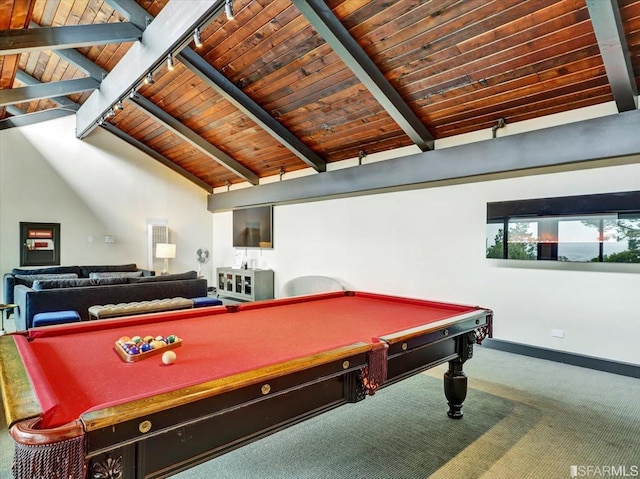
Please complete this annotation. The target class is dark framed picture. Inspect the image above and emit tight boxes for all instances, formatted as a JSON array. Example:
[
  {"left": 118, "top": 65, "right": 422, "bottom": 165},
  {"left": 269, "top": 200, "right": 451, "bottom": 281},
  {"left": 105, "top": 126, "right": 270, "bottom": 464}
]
[{"left": 20, "top": 222, "right": 61, "bottom": 267}]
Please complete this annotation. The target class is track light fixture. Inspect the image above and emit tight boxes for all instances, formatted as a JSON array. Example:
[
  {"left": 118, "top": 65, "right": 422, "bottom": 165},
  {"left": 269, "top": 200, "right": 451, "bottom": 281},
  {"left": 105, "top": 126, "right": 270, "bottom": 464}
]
[
  {"left": 225, "top": 0, "right": 234, "bottom": 20},
  {"left": 144, "top": 72, "right": 155, "bottom": 85},
  {"left": 114, "top": 100, "right": 123, "bottom": 111},
  {"left": 193, "top": 27, "right": 203, "bottom": 48},
  {"left": 106, "top": 108, "right": 115, "bottom": 118},
  {"left": 129, "top": 88, "right": 137, "bottom": 99},
  {"left": 167, "top": 53, "right": 174, "bottom": 71}
]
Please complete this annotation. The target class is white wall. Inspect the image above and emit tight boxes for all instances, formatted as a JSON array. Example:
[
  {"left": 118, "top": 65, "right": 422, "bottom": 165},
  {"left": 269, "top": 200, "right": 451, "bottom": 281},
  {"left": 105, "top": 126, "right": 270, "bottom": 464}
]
[{"left": 0, "top": 115, "right": 213, "bottom": 298}]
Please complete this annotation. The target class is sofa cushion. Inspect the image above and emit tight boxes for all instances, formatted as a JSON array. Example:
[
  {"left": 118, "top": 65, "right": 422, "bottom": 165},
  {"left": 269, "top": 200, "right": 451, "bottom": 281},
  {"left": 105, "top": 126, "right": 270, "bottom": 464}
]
[
  {"left": 14, "top": 273, "right": 79, "bottom": 287},
  {"left": 89, "top": 271, "right": 143, "bottom": 279},
  {"left": 12, "top": 266, "right": 81, "bottom": 276},
  {"left": 32, "top": 277, "right": 129, "bottom": 290},
  {"left": 80, "top": 264, "right": 138, "bottom": 277},
  {"left": 128, "top": 271, "right": 198, "bottom": 283}
]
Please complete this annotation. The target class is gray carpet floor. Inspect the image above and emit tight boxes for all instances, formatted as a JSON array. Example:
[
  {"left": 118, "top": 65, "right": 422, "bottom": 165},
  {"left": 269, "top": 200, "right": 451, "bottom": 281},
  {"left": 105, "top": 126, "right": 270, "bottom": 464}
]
[{"left": 1, "top": 347, "right": 638, "bottom": 479}]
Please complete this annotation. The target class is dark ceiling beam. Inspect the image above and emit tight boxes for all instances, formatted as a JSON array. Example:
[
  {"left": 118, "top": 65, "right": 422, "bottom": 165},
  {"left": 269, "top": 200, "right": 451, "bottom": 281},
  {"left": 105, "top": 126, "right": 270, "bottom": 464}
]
[
  {"left": 129, "top": 93, "right": 259, "bottom": 185},
  {"left": 107, "top": 0, "right": 326, "bottom": 173},
  {"left": 586, "top": 0, "right": 638, "bottom": 111},
  {"left": 208, "top": 109, "right": 640, "bottom": 211},
  {"left": 100, "top": 122, "right": 213, "bottom": 193},
  {"left": 0, "top": 23, "right": 142, "bottom": 55},
  {"left": 5, "top": 105, "right": 25, "bottom": 116},
  {"left": 75, "top": 0, "right": 226, "bottom": 139},
  {"left": 0, "top": 77, "right": 99, "bottom": 106},
  {"left": 15, "top": 70, "right": 80, "bottom": 110},
  {"left": 29, "top": 22, "right": 107, "bottom": 81},
  {"left": 0, "top": 108, "right": 75, "bottom": 130},
  {"left": 54, "top": 47, "right": 108, "bottom": 81},
  {"left": 102, "top": 0, "right": 152, "bottom": 30},
  {"left": 292, "top": 0, "right": 435, "bottom": 151},
  {"left": 178, "top": 49, "right": 327, "bottom": 173}
]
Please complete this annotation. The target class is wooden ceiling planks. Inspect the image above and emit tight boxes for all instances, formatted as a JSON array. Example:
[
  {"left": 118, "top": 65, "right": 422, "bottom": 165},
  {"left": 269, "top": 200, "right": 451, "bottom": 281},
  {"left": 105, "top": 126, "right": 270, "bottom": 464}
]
[
  {"left": 2, "top": 0, "right": 640, "bottom": 188},
  {"left": 0, "top": 0, "right": 37, "bottom": 117}
]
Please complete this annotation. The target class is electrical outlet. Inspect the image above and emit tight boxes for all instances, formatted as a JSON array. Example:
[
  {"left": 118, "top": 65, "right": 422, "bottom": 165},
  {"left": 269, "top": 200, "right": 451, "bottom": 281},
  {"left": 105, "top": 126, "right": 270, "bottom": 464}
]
[{"left": 551, "top": 329, "right": 564, "bottom": 338}]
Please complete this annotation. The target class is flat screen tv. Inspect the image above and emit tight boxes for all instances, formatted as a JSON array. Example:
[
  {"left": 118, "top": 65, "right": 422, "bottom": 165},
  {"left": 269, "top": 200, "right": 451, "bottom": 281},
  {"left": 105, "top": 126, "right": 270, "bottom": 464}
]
[{"left": 232, "top": 205, "right": 273, "bottom": 248}]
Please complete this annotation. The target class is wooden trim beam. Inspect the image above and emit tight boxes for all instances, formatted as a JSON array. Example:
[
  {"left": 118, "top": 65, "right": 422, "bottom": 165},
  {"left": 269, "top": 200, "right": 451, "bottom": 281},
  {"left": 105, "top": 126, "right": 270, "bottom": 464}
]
[
  {"left": 292, "top": 0, "right": 435, "bottom": 151},
  {"left": 587, "top": 0, "right": 638, "bottom": 111},
  {"left": 75, "top": 0, "right": 226, "bottom": 139},
  {"left": 208, "top": 110, "right": 640, "bottom": 211},
  {"left": 129, "top": 94, "right": 259, "bottom": 185},
  {"left": 100, "top": 122, "right": 213, "bottom": 193},
  {"left": 0, "top": 77, "right": 99, "bottom": 106},
  {"left": 0, "top": 23, "right": 142, "bottom": 55}
]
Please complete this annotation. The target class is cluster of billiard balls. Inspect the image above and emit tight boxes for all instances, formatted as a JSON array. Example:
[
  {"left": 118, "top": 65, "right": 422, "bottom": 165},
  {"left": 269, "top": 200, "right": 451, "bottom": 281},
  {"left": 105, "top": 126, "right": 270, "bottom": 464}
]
[{"left": 118, "top": 334, "right": 179, "bottom": 364}]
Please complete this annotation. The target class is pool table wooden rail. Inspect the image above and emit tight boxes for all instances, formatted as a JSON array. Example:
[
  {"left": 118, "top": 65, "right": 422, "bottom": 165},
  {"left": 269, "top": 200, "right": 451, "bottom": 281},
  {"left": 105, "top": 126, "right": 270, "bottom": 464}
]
[
  {"left": 0, "top": 335, "right": 41, "bottom": 428},
  {"left": 81, "top": 341, "right": 371, "bottom": 432}
]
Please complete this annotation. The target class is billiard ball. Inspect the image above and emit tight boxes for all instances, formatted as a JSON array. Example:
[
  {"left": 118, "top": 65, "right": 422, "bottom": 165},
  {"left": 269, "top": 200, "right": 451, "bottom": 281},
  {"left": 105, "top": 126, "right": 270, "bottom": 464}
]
[{"left": 161, "top": 350, "right": 176, "bottom": 365}]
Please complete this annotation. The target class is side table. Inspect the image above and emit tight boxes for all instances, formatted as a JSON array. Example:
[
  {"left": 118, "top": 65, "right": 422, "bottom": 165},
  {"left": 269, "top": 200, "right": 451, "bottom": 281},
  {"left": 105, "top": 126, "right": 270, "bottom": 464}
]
[{"left": 0, "top": 303, "right": 17, "bottom": 335}]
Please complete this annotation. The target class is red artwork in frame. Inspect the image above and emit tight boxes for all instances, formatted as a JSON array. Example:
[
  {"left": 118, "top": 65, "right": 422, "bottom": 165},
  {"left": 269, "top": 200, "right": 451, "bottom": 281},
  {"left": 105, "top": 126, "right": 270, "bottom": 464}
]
[{"left": 20, "top": 222, "right": 61, "bottom": 266}]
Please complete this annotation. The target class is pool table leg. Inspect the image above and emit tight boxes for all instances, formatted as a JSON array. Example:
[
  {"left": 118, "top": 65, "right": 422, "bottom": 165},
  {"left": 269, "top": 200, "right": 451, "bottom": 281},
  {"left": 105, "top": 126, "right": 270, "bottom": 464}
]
[
  {"left": 443, "top": 331, "right": 475, "bottom": 419},
  {"left": 444, "top": 358, "right": 467, "bottom": 419}
]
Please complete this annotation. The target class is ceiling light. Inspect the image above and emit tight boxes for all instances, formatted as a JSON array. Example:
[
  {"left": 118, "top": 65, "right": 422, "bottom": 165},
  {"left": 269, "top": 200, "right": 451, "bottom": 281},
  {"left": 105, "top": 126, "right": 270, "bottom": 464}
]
[
  {"left": 225, "top": 0, "right": 234, "bottom": 20},
  {"left": 106, "top": 109, "right": 115, "bottom": 118},
  {"left": 167, "top": 53, "right": 174, "bottom": 71},
  {"left": 193, "top": 28, "right": 203, "bottom": 48},
  {"left": 129, "top": 88, "right": 137, "bottom": 99},
  {"left": 144, "top": 72, "right": 154, "bottom": 85},
  {"left": 114, "top": 100, "right": 123, "bottom": 111}
]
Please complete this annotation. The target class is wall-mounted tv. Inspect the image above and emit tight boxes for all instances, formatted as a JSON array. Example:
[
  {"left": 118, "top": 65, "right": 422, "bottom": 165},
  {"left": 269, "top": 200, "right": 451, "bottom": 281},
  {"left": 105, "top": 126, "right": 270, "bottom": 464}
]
[{"left": 232, "top": 205, "right": 273, "bottom": 248}]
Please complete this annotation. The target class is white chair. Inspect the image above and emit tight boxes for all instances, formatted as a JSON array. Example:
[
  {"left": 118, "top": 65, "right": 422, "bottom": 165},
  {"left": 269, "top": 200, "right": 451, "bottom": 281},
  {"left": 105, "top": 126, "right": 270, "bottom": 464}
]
[{"left": 281, "top": 275, "right": 344, "bottom": 297}]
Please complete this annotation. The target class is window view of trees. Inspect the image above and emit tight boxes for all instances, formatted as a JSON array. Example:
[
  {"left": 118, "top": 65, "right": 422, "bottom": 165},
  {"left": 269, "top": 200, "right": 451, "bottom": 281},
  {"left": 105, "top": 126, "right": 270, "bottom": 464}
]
[
  {"left": 486, "top": 215, "right": 640, "bottom": 263},
  {"left": 601, "top": 216, "right": 640, "bottom": 263}
]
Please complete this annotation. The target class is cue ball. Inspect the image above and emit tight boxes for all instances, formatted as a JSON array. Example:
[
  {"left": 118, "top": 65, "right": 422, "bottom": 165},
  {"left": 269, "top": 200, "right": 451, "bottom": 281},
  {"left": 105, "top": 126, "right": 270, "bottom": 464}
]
[{"left": 162, "top": 350, "right": 176, "bottom": 365}]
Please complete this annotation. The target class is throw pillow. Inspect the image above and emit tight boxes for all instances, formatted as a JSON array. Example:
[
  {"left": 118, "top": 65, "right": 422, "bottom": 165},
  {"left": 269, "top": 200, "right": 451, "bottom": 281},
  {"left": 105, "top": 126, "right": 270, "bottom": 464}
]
[
  {"left": 12, "top": 266, "right": 81, "bottom": 276},
  {"left": 128, "top": 271, "right": 198, "bottom": 283},
  {"left": 89, "top": 271, "right": 143, "bottom": 279},
  {"left": 32, "top": 277, "right": 129, "bottom": 290},
  {"left": 14, "top": 273, "right": 79, "bottom": 287},
  {"left": 80, "top": 264, "right": 138, "bottom": 277}
]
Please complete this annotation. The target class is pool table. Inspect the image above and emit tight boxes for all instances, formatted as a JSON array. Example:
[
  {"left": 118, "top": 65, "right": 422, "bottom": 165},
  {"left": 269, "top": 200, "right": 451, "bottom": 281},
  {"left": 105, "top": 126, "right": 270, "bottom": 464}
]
[{"left": 0, "top": 291, "right": 492, "bottom": 479}]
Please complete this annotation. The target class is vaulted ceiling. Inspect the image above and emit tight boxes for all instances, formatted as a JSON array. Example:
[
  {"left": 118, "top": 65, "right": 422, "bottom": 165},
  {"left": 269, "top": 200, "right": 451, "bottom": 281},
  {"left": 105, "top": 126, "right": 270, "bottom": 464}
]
[{"left": 1, "top": 0, "right": 639, "bottom": 194}]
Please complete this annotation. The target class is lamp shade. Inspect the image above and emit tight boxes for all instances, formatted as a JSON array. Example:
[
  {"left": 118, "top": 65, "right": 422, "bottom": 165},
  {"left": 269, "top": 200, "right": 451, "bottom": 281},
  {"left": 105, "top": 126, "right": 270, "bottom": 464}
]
[{"left": 156, "top": 243, "right": 176, "bottom": 259}]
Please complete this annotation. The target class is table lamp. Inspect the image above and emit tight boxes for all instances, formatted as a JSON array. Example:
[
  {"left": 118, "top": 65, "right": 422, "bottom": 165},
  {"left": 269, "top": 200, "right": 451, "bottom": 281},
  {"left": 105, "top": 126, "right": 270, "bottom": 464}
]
[{"left": 156, "top": 243, "right": 176, "bottom": 275}]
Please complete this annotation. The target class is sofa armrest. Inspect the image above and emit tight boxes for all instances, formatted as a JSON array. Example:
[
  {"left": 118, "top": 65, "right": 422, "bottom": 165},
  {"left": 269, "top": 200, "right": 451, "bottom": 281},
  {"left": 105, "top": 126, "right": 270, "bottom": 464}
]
[
  {"left": 13, "top": 284, "right": 32, "bottom": 330},
  {"left": 3, "top": 273, "right": 15, "bottom": 304}
]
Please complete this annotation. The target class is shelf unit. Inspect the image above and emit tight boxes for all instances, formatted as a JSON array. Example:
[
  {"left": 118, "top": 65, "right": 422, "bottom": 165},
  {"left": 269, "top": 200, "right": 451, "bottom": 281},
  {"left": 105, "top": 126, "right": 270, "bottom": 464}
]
[{"left": 216, "top": 268, "right": 274, "bottom": 302}]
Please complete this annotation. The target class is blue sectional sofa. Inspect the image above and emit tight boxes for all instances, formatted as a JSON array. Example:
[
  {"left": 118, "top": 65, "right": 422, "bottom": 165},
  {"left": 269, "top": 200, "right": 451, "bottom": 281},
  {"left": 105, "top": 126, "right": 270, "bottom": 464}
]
[{"left": 4, "top": 265, "right": 207, "bottom": 330}]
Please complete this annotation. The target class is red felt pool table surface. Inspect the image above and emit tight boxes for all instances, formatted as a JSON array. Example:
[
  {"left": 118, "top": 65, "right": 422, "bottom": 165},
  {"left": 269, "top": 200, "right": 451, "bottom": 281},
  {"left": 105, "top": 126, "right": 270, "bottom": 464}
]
[{"left": 9, "top": 292, "right": 483, "bottom": 429}]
